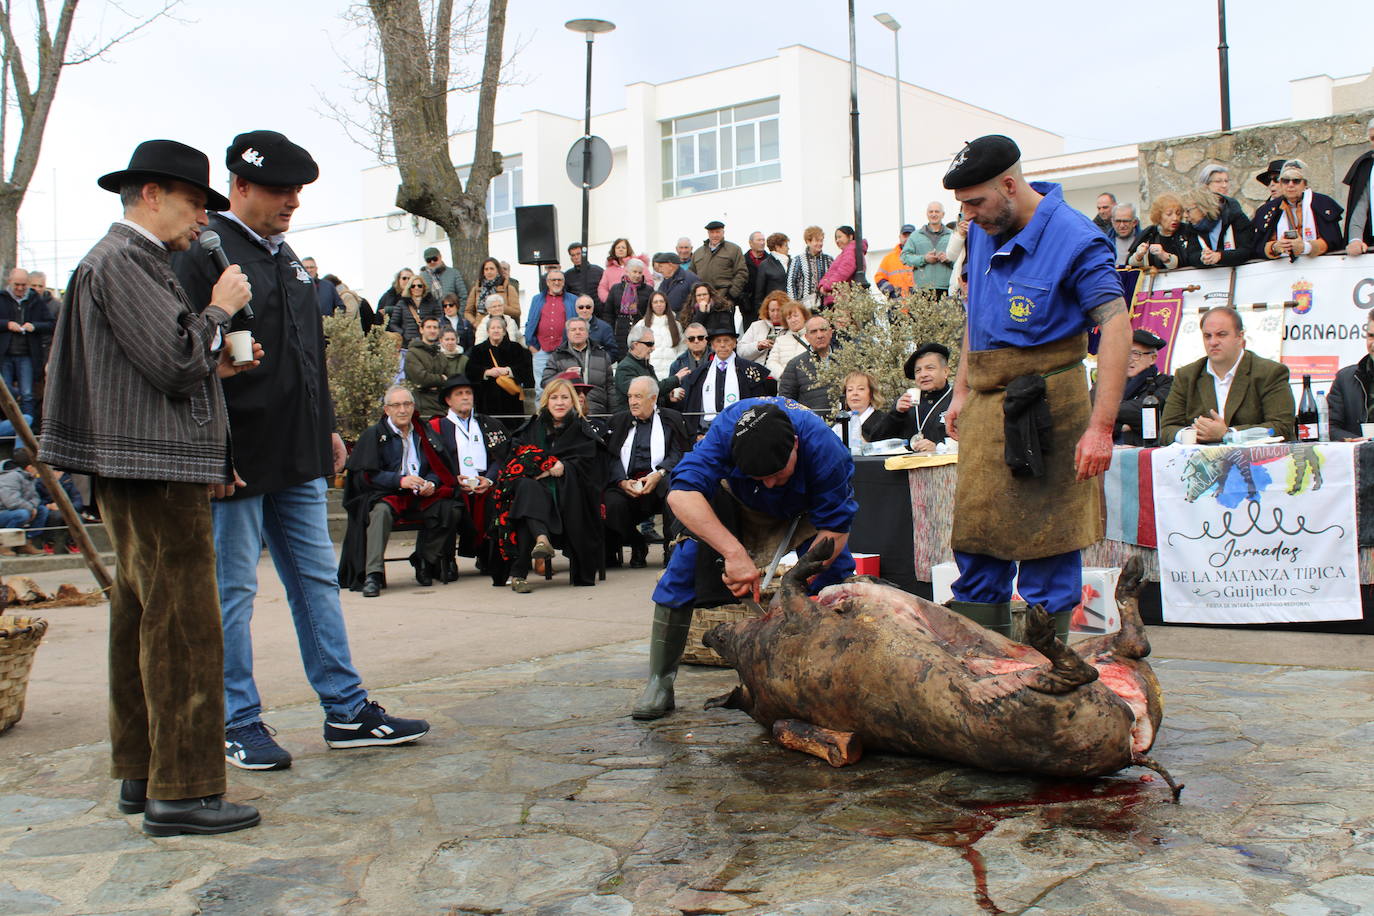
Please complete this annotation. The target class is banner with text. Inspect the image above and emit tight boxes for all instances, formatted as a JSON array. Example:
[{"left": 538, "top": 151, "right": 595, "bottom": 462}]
[
  {"left": 1152, "top": 255, "right": 1374, "bottom": 390},
  {"left": 1153, "top": 441, "right": 1361, "bottom": 624}
]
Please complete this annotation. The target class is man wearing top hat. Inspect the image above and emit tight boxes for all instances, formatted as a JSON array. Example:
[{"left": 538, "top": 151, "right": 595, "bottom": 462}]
[
  {"left": 428, "top": 373, "right": 511, "bottom": 585},
  {"left": 41, "top": 139, "right": 260, "bottom": 835},
  {"left": 1106, "top": 329, "right": 1173, "bottom": 447},
  {"left": 862, "top": 342, "right": 953, "bottom": 449},
  {"left": 691, "top": 220, "right": 749, "bottom": 314},
  {"left": 172, "top": 130, "right": 429, "bottom": 774},
  {"left": 631, "top": 397, "right": 856, "bottom": 720},
  {"left": 940, "top": 134, "right": 1130, "bottom": 640},
  {"left": 672, "top": 309, "right": 769, "bottom": 436}
]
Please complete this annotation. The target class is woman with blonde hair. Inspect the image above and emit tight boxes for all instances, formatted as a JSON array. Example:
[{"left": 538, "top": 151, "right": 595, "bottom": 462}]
[
  {"left": 1127, "top": 193, "right": 1190, "bottom": 270},
  {"left": 1181, "top": 188, "right": 1252, "bottom": 268},
  {"left": 494, "top": 376, "right": 608, "bottom": 592},
  {"left": 835, "top": 370, "right": 884, "bottom": 445}
]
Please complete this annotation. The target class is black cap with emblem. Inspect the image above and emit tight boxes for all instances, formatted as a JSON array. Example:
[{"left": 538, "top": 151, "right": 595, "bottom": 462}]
[
  {"left": 942, "top": 135, "right": 1021, "bottom": 190},
  {"left": 731, "top": 403, "right": 796, "bottom": 477},
  {"left": 226, "top": 130, "right": 319, "bottom": 187}
]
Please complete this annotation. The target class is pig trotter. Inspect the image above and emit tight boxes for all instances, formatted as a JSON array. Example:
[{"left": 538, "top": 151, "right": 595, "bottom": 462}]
[
  {"left": 782, "top": 537, "right": 835, "bottom": 600},
  {"left": 773, "top": 718, "right": 863, "bottom": 767},
  {"left": 704, "top": 684, "right": 752, "bottom": 712},
  {"left": 1132, "top": 753, "right": 1184, "bottom": 802},
  {"left": 1024, "top": 604, "right": 1100, "bottom": 694}
]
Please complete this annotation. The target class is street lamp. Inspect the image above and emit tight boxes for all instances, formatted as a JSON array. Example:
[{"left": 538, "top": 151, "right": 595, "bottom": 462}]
[
  {"left": 565, "top": 18, "right": 616, "bottom": 255},
  {"left": 874, "top": 12, "right": 905, "bottom": 228}
]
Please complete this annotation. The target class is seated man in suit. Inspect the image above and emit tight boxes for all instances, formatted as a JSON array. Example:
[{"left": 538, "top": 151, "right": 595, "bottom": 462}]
[
  {"left": 1160, "top": 307, "right": 1295, "bottom": 444},
  {"left": 428, "top": 374, "right": 511, "bottom": 585},
  {"left": 338, "top": 386, "right": 462, "bottom": 597},
  {"left": 603, "top": 376, "right": 691, "bottom": 568},
  {"left": 670, "top": 309, "right": 769, "bottom": 436}
]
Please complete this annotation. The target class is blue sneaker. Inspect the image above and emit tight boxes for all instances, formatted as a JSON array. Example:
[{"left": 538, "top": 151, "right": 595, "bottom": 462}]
[
  {"left": 224, "top": 721, "right": 293, "bottom": 771},
  {"left": 324, "top": 701, "right": 429, "bottom": 749}
]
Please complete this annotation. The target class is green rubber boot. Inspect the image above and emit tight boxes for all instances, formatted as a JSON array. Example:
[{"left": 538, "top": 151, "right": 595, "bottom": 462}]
[
  {"left": 1054, "top": 609, "right": 1072, "bottom": 642},
  {"left": 946, "top": 599, "right": 1014, "bottom": 637},
  {"left": 631, "top": 603, "right": 694, "bottom": 720}
]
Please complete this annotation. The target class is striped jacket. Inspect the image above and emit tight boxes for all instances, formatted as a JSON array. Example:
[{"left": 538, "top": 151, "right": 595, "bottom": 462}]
[{"left": 39, "top": 223, "right": 233, "bottom": 484}]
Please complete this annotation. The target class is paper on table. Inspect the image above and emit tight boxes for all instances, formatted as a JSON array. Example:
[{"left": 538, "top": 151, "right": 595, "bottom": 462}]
[{"left": 884, "top": 453, "right": 958, "bottom": 471}]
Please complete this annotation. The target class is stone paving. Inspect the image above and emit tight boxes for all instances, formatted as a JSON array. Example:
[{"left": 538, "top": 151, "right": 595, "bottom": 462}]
[{"left": 3, "top": 642, "right": 1374, "bottom": 915}]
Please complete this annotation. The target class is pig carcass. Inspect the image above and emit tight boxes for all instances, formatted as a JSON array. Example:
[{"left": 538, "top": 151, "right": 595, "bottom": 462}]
[{"left": 703, "top": 542, "right": 1178, "bottom": 796}]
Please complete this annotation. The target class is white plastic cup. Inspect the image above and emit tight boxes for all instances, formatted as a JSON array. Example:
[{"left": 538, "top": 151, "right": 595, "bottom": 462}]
[
  {"left": 1362, "top": 423, "right": 1374, "bottom": 439},
  {"left": 226, "top": 330, "right": 254, "bottom": 365}
]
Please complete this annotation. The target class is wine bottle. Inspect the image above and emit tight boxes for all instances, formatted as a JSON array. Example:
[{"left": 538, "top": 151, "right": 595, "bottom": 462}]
[
  {"left": 1140, "top": 389, "right": 1161, "bottom": 447},
  {"left": 1296, "top": 374, "right": 1319, "bottom": 443}
]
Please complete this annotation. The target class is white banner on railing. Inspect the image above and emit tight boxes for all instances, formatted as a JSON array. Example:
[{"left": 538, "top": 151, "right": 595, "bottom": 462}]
[
  {"left": 1152, "top": 255, "right": 1374, "bottom": 390},
  {"left": 1152, "top": 441, "right": 1361, "bottom": 624}
]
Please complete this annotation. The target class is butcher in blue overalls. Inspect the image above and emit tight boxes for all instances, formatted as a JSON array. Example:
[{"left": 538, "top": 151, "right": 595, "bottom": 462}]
[
  {"left": 631, "top": 397, "right": 856, "bottom": 720},
  {"left": 941, "top": 134, "right": 1130, "bottom": 639}
]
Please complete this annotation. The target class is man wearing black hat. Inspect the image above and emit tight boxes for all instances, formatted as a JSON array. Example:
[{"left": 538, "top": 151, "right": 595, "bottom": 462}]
[
  {"left": 653, "top": 250, "right": 699, "bottom": 316},
  {"left": 692, "top": 220, "right": 749, "bottom": 313},
  {"left": 42, "top": 139, "right": 260, "bottom": 835},
  {"left": 673, "top": 309, "right": 769, "bottom": 436},
  {"left": 631, "top": 397, "right": 857, "bottom": 720},
  {"left": 862, "top": 342, "right": 953, "bottom": 449},
  {"left": 940, "top": 134, "right": 1130, "bottom": 641},
  {"left": 427, "top": 373, "right": 511, "bottom": 584},
  {"left": 1106, "top": 330, "right": 1173, "bottom": 446},
  {"left": 173, "top": 130, "right": 429, "bottom": 773},
  {"left": 1255, "top": 158, "right": 1286, "bottom": 202}
]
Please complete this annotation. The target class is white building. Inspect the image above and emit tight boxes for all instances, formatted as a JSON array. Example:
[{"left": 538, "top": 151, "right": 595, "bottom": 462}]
[{"left": 358, "top": 44, "right": 1134, "bottom": 301}]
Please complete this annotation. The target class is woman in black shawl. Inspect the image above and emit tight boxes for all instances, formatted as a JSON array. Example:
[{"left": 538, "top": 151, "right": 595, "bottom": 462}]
[
  {"left": 469, "top": 315, "right": 534, "bottom": 429},
  {"left": 495, "top": 377, "right": 608, "bottom": 592}
]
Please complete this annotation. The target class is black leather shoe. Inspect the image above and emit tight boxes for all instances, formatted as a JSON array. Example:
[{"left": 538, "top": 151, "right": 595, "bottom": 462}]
[
  {"left": 118, "top": 778, "right": 147, "bottom": 814},
  {"left": 630, "top": 545, "right": 648, "bottom": 569},
  {"left": 361, "top": 573, "right": 383, "bottom": 598},
  {"left": 412, "top": 555, "right": 434, "bottom": 587},
  {"left": 441, "top": 557, "right": 459, "bottom": 583},
  {"left": 143, "top": 795, "right": 261, "bottom": 836}
]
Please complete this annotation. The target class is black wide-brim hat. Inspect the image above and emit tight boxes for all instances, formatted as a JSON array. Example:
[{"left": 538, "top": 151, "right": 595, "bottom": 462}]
[
  {"left": 97, "top": 139, "right": 231, "bottom": 211},
  {"left": 439, "top": 374, "right": 474, "bottom": 397},
  {"left": 1255, "top": 159, "right": 1286, "bottom": 187},
  {"left": 704, "top": 309, "right": 738, "bottom": 340}
]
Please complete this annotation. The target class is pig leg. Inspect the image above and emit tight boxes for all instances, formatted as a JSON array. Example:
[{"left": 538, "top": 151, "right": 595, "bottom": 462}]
[
  {"left": 1020, "top": 604, "right": 1100, "bottom": 694},
  {"left": 704, "top": 683, "right": 753, "bottom": 713},
  {"left": 772, "top": 719, "right": 863, "bottom": 767}
]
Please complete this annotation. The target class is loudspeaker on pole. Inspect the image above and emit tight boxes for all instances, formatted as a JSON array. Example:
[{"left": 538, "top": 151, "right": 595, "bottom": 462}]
[{"left": 515, "top": 205, "right": 559, "bottom": 266}]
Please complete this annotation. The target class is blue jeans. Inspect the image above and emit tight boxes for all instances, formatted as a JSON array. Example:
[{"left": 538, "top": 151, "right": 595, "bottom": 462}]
[
  {"left": 0, "top": 507, "right": 28, "bottom": 530},
  {"left": 1, "top": 355, "right": 34, "bottom": 416},
  {"left": 212, "top": 477, "right": 367, "bottom": 729},
  {"left": 25, "top": 504, "right": 48, "bottom": 541},
  {"left": 532, "top": 349, "right": 551, "bottom": 397},
  {"left": 952, "top": 549, "right": 1083, "bottom": 616}
]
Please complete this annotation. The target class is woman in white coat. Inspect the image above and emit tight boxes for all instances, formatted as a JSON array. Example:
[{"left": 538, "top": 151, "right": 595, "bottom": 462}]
[{"left": 628, "top": 290, "right": 684, "bottom": 379}]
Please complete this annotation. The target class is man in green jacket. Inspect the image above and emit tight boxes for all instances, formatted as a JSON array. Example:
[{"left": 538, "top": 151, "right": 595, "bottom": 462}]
[
  {"left": 900, "top": 202, "right": 954, "bottom": 295},
  {"left": 1160, "top": 307, "right": 1295, "bottom": 443},
  {"left": 692, "top": 220, "right": 749, "bottom": 311},
  {"left": 405, "top": 317, "right": 463, "bottom": 420}
]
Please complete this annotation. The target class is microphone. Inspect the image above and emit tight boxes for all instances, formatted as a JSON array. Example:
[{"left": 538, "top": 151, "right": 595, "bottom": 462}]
[{"left": 199, "top": 230, "right": 253, "bottom": 320}]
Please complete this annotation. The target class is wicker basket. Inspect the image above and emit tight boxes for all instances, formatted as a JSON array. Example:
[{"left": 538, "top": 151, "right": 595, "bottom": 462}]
[
  {"left": 683, "top": 592, "right": 778, "bottom": 667},
  {"left": 0, "top": 615, "right": 48, "bottom": 734}
]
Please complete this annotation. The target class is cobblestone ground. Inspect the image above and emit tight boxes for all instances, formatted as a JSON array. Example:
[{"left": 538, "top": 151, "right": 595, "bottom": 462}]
[{"left": 3, "top": 644, "right": 1373, "bottom": 915}]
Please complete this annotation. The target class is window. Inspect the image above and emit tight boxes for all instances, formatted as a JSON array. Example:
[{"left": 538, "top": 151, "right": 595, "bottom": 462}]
[{"left": 660, "top": 99, "right": 780, "bottom": 198}]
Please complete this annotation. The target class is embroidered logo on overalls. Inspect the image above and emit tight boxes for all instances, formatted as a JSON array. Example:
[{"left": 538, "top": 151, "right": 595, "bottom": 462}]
[{"left": 1009, "top": 294, "right": 1035, "bottom": 323}]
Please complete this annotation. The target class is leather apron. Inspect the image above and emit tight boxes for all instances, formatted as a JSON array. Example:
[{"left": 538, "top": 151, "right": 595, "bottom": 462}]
[{"left": 951, "top": 333, "right": 1102, "bottom": 560}]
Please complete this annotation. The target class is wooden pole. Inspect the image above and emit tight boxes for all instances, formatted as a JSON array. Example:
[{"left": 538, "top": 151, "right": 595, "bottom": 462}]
[{"left": 0, "top": 376, "right": 113, "bottom": 592}]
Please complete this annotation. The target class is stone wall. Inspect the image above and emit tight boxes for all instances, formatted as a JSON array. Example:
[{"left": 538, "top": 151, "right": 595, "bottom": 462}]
[{"left": 1137, "top": 109, "right": 1374, "bottom": 216}]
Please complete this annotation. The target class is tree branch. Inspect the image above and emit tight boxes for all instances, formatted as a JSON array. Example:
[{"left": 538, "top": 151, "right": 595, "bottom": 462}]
[{"left": 64, "top": 0, "right": 184, "bottom": 65}]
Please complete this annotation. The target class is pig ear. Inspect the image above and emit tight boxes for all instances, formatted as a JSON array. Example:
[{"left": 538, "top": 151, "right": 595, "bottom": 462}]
[{"left": 1116, "top": 556, "right": 1145, "bottom": 602}]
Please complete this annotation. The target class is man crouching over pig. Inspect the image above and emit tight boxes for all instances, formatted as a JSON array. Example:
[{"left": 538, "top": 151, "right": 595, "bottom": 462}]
[{"left": 631, "top": 397, "right": 856, "bottom": 720}]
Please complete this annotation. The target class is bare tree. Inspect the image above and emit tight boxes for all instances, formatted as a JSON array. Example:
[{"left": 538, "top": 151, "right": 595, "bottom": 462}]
[
  {"left": 345, "top": 0, "right": 507, "bottom": 291},
  {"left": 0, "top": 0, "right": 181, "bottom": 274}
]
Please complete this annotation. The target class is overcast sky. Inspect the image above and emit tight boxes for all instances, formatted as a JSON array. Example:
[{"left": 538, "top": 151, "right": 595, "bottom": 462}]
[{"left": 13, "top": 0, "right": 1374, "bottom": 289}]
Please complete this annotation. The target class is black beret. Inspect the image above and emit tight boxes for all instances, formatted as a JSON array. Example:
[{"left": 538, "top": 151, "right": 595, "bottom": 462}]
[
  {"left": 942, "top": 135, "right": 1021, "bottom": 190},
  {"left": 1132, "top": 329, "right": 1166, "bottom": 350},
  {"left": 652, "top": 251, "right": 682, "bottom": 265},
  {"left": 731, "top": 403, "right": 795, "bottom": 477},
  {"left": 704, "top": 220, "right": 725, "bottom": 231},
  {"left": 226, "top": 130, "right": 319, "bottom": 186},
  {"left": 903, "top": 342, "right": 951, "bottom": 379}
]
